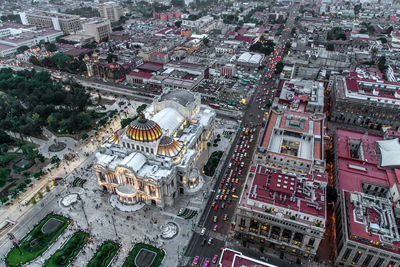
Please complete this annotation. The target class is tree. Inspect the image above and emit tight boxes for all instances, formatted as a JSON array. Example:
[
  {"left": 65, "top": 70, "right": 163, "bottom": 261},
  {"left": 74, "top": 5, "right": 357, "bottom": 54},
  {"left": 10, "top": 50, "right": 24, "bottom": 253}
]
[
  {"left": 0, "top": 168, "right": 9, "bottom": 187},
  {"left": 274, "top": 62, "right": 284, "bottom": 74},
  {"left": 31, "top": 197, "right": 36, "bottom": 204},
  {"left": 37, "top": 191, "right": 43, "bottom": 198},
  {"left": 327, "top": 186, "right": 337, "bottom": 203},
  {"left": 379, "top": 37, "right": 388, "bottom": 44},
  {"left": 45, "top": 43, "right": 57, "bottom": 52},
  {"left": 175, "top": 21, "right": 182, "bottom": 28},
  {"left": 326, "top": 43, "right": 335, "bottom": 51},
  {"left": 17, "top": 46, "right": 30, "bottom": 54},
  {"left": 46, "top": 185, "right": 50, "bottom": 192},
  {"left": 203, "top": 38, "right": 210, "bottom": 46},
  {"left": 377, "top": 55, "right": 387, "bottom": 73}
]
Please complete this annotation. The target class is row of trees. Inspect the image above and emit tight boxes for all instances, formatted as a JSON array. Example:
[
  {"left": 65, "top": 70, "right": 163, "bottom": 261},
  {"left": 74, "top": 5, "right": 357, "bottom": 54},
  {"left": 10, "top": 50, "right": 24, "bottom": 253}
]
[
  {"left": 0, "top": 68, "right": 95, "bottom": 136},
  {"left": 29, "top": 53, "right": 87, "bottom": 75}
]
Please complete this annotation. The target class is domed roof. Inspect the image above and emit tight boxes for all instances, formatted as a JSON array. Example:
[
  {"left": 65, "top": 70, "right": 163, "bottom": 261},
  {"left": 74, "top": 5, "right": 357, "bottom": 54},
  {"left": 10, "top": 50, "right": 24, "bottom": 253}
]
[
  {"left": 157, "top": 136, "right": 183, "bottom": 157},
  {"left": 126, "top": 114, "right": 162, "bottom": 142}
]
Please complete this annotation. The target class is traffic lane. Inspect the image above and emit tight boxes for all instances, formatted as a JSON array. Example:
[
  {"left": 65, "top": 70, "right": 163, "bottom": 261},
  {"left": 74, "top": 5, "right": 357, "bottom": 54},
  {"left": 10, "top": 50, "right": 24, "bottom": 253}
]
[{"left": 186, "top": 236, "right": 224, "bottom": 267}]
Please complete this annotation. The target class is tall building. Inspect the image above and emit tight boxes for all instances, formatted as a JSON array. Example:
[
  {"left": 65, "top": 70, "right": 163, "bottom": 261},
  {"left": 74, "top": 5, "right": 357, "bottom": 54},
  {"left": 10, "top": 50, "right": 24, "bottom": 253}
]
[
  {"left": 82, "top": 18, "right": 111, "bottom": 42},
  {"left": 234, "top": 164, "right": 327, "bottom": 259},
  {"left": 19, "top": 11, "right": 81, "bottom": 34},
  {"left": 333, "top": 129, "right": 400, "bottom": 267},
  {"left": 93, "top": 89, "right": 215, "bottom": 208},
  {"left": 99, "top": 2, "right": 123, "bottom": 23}
]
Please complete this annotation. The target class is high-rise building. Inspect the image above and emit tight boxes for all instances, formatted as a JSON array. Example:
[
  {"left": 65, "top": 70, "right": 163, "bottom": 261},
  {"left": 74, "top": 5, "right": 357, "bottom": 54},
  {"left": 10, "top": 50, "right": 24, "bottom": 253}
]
[
  {"left": 19, "top": 11, "right": 82, "bottom": 34},
  {"left": 82, "top": 18, "right": 111, "bottom": 42},
  {"left": 99, "top": 2, "right": 123, "bottom": 23}
]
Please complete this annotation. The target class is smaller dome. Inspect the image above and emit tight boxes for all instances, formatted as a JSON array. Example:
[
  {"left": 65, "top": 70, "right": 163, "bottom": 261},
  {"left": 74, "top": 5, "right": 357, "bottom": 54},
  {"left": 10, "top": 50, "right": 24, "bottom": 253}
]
[{"left": 157, "top": 136, "right": 183, "bottom": 157}]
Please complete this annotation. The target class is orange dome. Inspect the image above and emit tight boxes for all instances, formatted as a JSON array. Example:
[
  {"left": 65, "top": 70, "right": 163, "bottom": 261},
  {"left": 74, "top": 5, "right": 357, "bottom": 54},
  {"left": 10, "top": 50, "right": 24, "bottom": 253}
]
[
  {"left": 157, "top": 136, "right": 183, "bottom": 157},
  {"left": 126, "top": 116, "right": 162, "bottom": 142}
]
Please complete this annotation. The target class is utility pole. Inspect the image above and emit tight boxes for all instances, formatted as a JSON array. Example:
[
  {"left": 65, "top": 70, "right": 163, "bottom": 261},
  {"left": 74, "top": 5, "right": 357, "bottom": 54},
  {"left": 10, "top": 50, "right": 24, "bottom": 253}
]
[
  {"left": 111, "top": 214, "right": 118, "bottom": 239},
  {"left": 80, "top": 197, "right": 90, "bottom": 231}
]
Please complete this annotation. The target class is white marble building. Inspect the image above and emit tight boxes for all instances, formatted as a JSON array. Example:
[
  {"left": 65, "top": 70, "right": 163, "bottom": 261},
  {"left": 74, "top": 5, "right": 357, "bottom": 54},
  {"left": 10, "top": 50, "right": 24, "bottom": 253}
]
[{"left": 93, "top": 89, "right": 215, "bottom": 208}]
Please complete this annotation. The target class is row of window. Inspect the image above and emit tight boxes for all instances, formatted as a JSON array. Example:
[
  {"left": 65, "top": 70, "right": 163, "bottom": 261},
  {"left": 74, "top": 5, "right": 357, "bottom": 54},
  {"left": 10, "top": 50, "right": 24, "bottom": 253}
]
[{"left": 122, "top": 142, "right": 154, "bottom": 154}]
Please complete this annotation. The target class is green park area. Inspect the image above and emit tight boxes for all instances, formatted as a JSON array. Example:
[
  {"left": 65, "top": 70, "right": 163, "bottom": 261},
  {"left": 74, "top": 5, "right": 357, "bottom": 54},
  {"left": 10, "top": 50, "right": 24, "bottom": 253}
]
[
  {"left": 86, "top": 241, "right": 119, "bottom": 267},
  {"left": 122, "top": 243, "right": 165, "bottom": 267},
  {"left": 203, "top": 151, "right": 223, "bottom": 176},
  {"left": 6, "top": 213, "right": 71, "bottom": 267},
  {"left": 43, "top": 230, "right": 89, "bottom": 267}
]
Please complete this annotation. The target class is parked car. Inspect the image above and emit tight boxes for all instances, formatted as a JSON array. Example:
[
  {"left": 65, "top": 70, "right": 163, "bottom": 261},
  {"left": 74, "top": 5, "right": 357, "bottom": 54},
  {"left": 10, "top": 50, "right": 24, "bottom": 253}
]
[
  {"left": 213, "top": 216, "right": 218, "bottom": 223},
  {"left": 213, "top": 224, "right": 218, "bottom": 231},
  {"left": 208, "top": 237, "right": 213, "bottom": 245}
]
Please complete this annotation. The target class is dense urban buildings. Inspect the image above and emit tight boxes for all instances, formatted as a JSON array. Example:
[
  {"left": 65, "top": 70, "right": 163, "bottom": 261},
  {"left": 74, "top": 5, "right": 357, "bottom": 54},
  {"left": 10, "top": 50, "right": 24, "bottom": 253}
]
[{"left": 1, "top": 0, "right": 400, "bottom": 266}]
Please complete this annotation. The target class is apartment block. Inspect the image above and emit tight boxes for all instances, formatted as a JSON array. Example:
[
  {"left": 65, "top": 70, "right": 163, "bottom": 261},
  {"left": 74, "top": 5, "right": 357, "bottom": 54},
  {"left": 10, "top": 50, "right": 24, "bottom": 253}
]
[{"left": 19, "top": 11, "right": 81, "bottom": 34}]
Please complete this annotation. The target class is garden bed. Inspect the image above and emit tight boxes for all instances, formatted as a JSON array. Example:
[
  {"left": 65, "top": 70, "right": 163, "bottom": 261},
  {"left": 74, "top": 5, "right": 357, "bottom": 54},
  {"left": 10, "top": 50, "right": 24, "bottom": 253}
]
[
  {"left": 122, "top": 243, "right": 165, "bottom": 267},
  {"left": 5, "top": 213, "right": 71, "bottom": 267},
  {"left": 43, "top": 231, "right": 89, "bottom": 267},
  {"left": 86, "top": 241, "right": 119, "bottom": 267},
  {"left": 203, "top": 151, "right": 223, "bottom": 176}
]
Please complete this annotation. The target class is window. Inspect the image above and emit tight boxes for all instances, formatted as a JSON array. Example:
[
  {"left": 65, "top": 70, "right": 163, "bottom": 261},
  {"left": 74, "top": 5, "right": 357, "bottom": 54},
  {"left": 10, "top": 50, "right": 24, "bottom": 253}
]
[
  {"left": 342, "top": 248, "right": 352, "bottom": 262},
  {"left": 374, "top": 258, "right": 384, "bottom": 267},
  {"left": 146, "top": 147, "right": 149, "bottom": 153},
  {"left": 362, "top": 255, "right": 373, "bottom": 267},
  {"left": 352, "top": 251, "right": 362, "bottom": 264}
]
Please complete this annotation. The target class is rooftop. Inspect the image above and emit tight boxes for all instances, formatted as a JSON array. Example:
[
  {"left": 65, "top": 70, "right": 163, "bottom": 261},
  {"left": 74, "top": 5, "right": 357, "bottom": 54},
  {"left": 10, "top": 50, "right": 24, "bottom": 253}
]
[
  {"left": 219, "top": 248, "right": 277, "bottom": 267},
  {"left": 336, "top": 129, "right": 400, "bottom": 253},
  {"left": 159, "top": 89, "right": 196, "bottom": 107},
  {"left": 260, "top": 110, "right": 324, "bottom": 162},
  {"left": 239, "top": 165, "right": 327, "bottom": 223}
]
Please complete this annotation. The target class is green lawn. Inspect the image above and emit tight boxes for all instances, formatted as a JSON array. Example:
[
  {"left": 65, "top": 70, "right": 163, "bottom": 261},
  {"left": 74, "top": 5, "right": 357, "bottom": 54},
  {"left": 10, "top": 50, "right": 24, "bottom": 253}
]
[
  {"left": 6, "top": 213, "right": 71, "bottom": 267},
  {"left": 122, "top": 243, "right": 165, "bottom": 267},
  {"left": 86, "top": 241, "right": 119, "bottom": 267},
  {"left": 43, "top": 231, "right": 89, "bottom": 267}
]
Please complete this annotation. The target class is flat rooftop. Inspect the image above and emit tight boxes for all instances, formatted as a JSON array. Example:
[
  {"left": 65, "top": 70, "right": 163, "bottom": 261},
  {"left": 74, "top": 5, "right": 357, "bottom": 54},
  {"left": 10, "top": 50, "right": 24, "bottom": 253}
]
[
  {"left": 260, "top": 110, "right": 324, "bottom": 162},
  {"left": 336, "top": 129, "right": 400, "bottom": 252},
  {"left": 219, "top": 248, "right": 277, "bottom": 267},
  {"left": 239, "top": 165, "right": 327, "bottom": 224},
  {"left": 0, "top": 29, "right": 62, "bottom": 46}
]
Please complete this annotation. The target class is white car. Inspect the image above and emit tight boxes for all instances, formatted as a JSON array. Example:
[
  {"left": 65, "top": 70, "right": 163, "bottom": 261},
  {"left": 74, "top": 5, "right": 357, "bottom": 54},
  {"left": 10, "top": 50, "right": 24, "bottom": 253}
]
[{"left": 200, "top": 227, "right": 206, "bottom": 236}]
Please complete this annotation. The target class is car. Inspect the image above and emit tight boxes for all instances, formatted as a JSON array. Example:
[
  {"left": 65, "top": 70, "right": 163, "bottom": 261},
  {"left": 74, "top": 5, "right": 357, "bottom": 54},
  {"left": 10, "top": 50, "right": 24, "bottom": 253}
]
[
  {"left": 201, "top": 238, "right": 206, "bottom": 246},
  {"left": 221, "top": 203, "right": 226, "bottom": 209},
  {"left": 193, "top": 256, "right": 200, "bottom": 265},
  {"left": 211, "top": 201, "right": 216, "bottom": 207},
  {"left": 213, "top": 215, "right": 218, "bottom": 223},
  {"left": 200, "top": 227, "right": 206, "bottom": 236},
  {"left": 214, "top": 204, "right": 219, "bottom": 211},
  {"left": 221, "top": 189, "right": 226, "bottom": 195},
  {"left": 224, "top": 214, "right": 229, "bottom": 221},
  {"left": 238, "top": 169, "right": 243, "bottom": 175},
  {"left": 213, "top": 224, "right": 218, "bottom": 231},
  {"left": 204, "top": 260, "right": 210, "bottom": 267},
  {"left": 219, "top": 183, "right": 224, "bottom": 189},
  {"left": 207, "top": 237, "right": 213, "bottom": 245},
  {"left": 215, "top": 194, "right": 219, "bottom": 200},
  {"left": 226, "top": 189, "right": 230, "bottom": 195},
  {"left": 232, "top": 187, "right": 236, "bottom": 193},
  {"left": 223, "top": 194, "right": 228, "bottom": 201},
  {"left": 217, "top": 188, "right": 222, "bottom": 194},
  {"left": 219, "top": 194, "right": 224, "bottom": 200}
]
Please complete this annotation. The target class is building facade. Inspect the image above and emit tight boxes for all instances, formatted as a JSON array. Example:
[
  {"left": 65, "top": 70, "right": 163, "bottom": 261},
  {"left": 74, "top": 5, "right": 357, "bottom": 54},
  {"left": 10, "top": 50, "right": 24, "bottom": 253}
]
[
  {"left": 82, "top": 18, "right": 111, "bottom": 42},
  {"left": 99, "top": 2, "right": 123, "bottom": 23},
  {"left": 93, "top": 89, "right": 215, "bottom": 208},
  {"left": 333, "top": 129, "right": 400, "bottom": 267},
  {"left": 19, "top": 11, "right": 81, "bottom": 34},
  {"left": 234, "top": 165, "right": 327, "bottom": 259},
  {"left": 331, "top": 74, "right": 400, "bottom": 131},
  {"left": 256, "top": 109, "right": 326, "bottom": 174}
]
